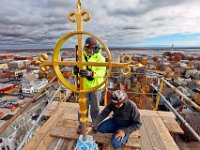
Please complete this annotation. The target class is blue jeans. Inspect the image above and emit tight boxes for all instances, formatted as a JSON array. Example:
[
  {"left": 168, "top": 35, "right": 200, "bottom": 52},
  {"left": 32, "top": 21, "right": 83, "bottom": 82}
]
[
  {"left": 78, "top": 89, "right": 103, "bottom": 125},
  {"left": 97, "top": 118, "right": 129, "bottom": 149}
]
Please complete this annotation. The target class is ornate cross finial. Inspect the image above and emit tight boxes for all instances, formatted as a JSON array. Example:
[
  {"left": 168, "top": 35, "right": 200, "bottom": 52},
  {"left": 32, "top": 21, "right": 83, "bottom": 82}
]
[
  {"left": 77, "top": 0, "right": 81, "bottom": 11},
  {"left": 36, "top": 0, "right": 135, "bottom": 141},
  {"left": 68, "top": 0, "right": 90, "bottom": 31}
]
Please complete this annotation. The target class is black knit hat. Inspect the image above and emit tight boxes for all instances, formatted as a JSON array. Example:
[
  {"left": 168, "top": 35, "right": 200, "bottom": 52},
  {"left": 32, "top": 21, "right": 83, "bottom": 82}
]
[{"left": 85, "top": 37, "right": 98, "bottom": 48}]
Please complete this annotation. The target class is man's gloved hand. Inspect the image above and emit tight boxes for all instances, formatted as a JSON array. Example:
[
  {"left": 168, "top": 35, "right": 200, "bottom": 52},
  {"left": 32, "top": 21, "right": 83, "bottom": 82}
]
[
  {"left": 79, "top": 70, "right": 94, "bottom": 78},
  {"left": 92, "top": 126, "right": 98, "bottom": 133},
  {"left": 73, "top": 66, "right": 79, "bottom": 75},
  {"left": 86, "top": 124, "right": 98, "bottom": 134}
]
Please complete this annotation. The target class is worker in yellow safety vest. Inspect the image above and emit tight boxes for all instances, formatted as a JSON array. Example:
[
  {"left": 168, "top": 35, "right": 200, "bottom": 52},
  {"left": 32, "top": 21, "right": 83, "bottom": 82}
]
[{"left": 73, "top": 37, "right": 106, "bottom": 134}]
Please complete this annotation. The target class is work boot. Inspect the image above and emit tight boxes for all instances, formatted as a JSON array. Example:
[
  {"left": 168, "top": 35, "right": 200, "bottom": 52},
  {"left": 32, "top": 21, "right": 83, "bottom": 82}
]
[{"left": 77, "top": 125, "right": 82, "bottom": 134}]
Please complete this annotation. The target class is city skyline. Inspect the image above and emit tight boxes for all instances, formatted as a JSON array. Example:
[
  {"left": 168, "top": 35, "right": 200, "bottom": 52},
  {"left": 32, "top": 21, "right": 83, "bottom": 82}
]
[{"left": 1, "top": 0, "right": 200, "bottom": 49}]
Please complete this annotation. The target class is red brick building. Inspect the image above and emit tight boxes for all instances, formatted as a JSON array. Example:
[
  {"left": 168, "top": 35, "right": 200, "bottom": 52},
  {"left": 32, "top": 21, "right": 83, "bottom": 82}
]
[
  {"left": 14, "top": 56, "right": 33, "bottom": 61},
  {"left": 0, "top": 55, "right": 14, "bottom": 60}
]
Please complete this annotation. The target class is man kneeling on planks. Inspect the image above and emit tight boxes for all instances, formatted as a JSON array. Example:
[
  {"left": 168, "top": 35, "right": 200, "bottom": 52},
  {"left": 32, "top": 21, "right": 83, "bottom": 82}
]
[{"left": 91, "top": 90, "right": 142, "bottom": 149}]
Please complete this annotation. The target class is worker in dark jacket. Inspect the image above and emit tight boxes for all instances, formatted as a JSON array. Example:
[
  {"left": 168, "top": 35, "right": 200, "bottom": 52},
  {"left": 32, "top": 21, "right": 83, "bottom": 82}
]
[{"left": 93, "top": 90, "right": 142, "bottom": 149}]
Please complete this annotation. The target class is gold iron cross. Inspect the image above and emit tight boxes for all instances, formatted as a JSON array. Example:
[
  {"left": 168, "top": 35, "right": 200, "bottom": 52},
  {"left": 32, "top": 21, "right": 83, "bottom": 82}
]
[{"left": 38, "top": 0, "right": 134, "bottom": 94}]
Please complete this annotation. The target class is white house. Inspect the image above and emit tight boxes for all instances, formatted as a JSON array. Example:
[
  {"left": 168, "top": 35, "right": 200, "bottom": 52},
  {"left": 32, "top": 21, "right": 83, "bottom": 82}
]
[
  {"left": 21, "top": 74, "right": 48, "bottom": 93},
  {"left": 0, "top": 125, "right": 17, "bottom": 150},
  {"left": 185, "top": 70, "right": 200, "bottom": 80},
  {"left": 174, "top": 77, "right": 191, "bottom": 86},
  {"left": 32, "top": 79, "right": 48, "bottom": 93}
]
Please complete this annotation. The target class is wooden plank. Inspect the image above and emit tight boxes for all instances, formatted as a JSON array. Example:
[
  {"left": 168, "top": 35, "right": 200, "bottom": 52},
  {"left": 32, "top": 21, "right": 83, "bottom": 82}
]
[
  {"left": 50, "top": 119, "right": 112, "bottom": 144},
  {"left": 50, "top": 119, "right": 141, "bottom": 148},
  {"left": 142, "top": 116, "right": 167, "bottom": 150},
  {"left": 43, "top": 101, "right": 79, "bottom": 117},
  {"left": 45, "top": 102, "right": 183, "bottom": 135},
  {"left": 130, "top": 130, "right": 140, "bottom": 138},
  {"left": 139, "top": 110, "right": 159, "bottom": 117},
  {"left": 103, "top": 144, "right": 139, "bottom": 150},
  {"left": 62, "top": 107, "right": 140, "bottom": 138},
  {"left": 23, "top": 102, "right": 181, "bottom": 150},
  {"left": 51, "top": 126, "right": 112, "bottom": 144},
  {"left": 66, "top": 140, "right": 76, "bottom": 150},
  {"left": 32, "top": 102, "right": 180, "bottom": 149},
  {"left": 139, "top": 117, "right": 153, "bottom": 150},
  {"left": 46, "top": 138, "right": 64, "bottom": 150},
  {"left": 43, "top": 101, "right": 62, "bottom": 117},
  {"left": 44, "top": 101, "right": 105, "bottom": 117},
  {"left": 125, "top": 137, "right": 141, "bottom": 149},
  {"left": 158, "top": 111, "right": 176, "bottom": 118},
  {"left": 45, "top": 102, "right": 176, "bottom": 118},
  {"left": 161, "top": 117, "right": 184, "bottom": 134},
  {"left": 139, "top": 110, "right": 175, "bottom": 118},
  {"left": 45, "top": 101, "right": 182, "bottom": 135},
  {"left": 103, "top": 145, "right": 115, "bottom": 150},
  {"left": 36, "top": 111, "right": 73, "bottom": 150},
  {"left": 140, "top": 110, "right": 175, "bottom": 118},
  {"left": 152, "top": 117, "right": 179, "bottom": 150},
  {"left": 140, "top": 109, "right": 183, "bottom": 134},
  {"left": 62, "top": 107, "right": 79, "bottom": 121},
  {"left": 23, "top": 108, "right": 65, "bottom": 150}
]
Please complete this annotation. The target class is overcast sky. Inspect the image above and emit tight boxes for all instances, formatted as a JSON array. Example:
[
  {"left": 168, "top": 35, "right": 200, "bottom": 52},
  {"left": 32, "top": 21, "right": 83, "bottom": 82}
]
[{"left": 1, "top": 0, "right": 200, "bottom": 49}]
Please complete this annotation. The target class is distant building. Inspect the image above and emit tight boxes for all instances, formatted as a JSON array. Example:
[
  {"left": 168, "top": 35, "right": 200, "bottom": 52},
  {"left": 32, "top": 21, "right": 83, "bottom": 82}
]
[
  {"left": 146, "top": 74, "right": 160, "bottom": 86},
  {"left": 14, "top": 56, "right": 33, "bottom": 61},
  {"left": 0, "top": 113, "right": 35, "bottom": 150},
  {"left": 0, "top": 55, "right": 14, "bottom": 60},
  {"left": 62, "top": 57, "right": 75, "bottom": 61},
  {"left": 146, "top": 64, "right": 156, "bottom": 70},
  {"left": 8, "top": 61, "right": 25, "bottom": 69},
  {"left": 8, "top": 60, "right": 31, "bottom": 70},
  {"left": 0, "top": 63, "right": 8, "bottom": 70},
  {"left": 111, "top": 54, "right": 121, "bottom": 62},
  {"left": 0, "top": 83, "right": 18, "bottom": 93},
  {"left": 177, "top": 86, "right": 191, "bottom": 97},
  {"left": 21, "top": 74, "right": 48, "bottom": 93},
  {"left": 174, "top": 78, "right": 191, "bottom": 86},
  {"left": 0, "top": 125, "right": 16, "bottom": 150},
  {"left": 178, "top": 62, "right": 187, "bottom": 68},
  {"left": 185, "top": 70, "right": 200, "bottom": 80},
  {"left": 111, "top": 54, "right": 121, "bottom": 72},
  {"left": 3, "top": 69, "right": 27, "bottom": 78}
]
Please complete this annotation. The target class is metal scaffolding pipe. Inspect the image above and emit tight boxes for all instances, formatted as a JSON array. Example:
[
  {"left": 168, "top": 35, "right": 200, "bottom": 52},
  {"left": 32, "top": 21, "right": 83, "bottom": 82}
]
[
  {"left": 162, "top": 78, "right": 200, "bottom": 111},
  {"left": 151, "top": 84, "right": 200, "bottom": 142},
  {"left": 17, "top": 85, "right": 61, "bottom": 150},
  {"left": 107, "top": 90, "right": 157, "bottom": 95},
  {"left": 0, "top": 76, "right": 57, "bottom": 134}
]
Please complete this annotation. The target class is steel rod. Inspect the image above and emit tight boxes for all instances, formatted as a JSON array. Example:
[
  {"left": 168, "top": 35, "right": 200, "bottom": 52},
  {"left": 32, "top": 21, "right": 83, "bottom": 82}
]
[
  {"left": 0, "top": 76, "right": 57, "bottom": 134},
  {"left": 162, "top": 78, "right": 200, "bottom": 111},
  {"left": 151, "top": 84, "right": 200, "bottom": 142},
  {"left": 17, "top": 85, "right": 61, "bottom": 150}
]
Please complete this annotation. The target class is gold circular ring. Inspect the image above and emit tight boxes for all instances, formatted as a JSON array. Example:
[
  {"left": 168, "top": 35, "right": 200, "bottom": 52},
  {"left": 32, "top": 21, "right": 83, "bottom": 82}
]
[{"left": 52, "top": 30, "right": 112, "bottom": 93}]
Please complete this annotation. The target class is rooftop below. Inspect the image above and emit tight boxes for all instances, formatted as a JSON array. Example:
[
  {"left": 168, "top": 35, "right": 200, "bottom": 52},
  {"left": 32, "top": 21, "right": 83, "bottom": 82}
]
[{"left": 22, "top": 101, "right": 185, "bottom": 150}]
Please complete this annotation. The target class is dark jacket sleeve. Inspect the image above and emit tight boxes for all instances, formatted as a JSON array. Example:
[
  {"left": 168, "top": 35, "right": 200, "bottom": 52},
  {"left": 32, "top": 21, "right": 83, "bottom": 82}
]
[
  {"left": 123, "top": 104, "right": 142, "bottom": 136},
  {"left": 93, "top": 103, "right": 113, "bottom": 127}
]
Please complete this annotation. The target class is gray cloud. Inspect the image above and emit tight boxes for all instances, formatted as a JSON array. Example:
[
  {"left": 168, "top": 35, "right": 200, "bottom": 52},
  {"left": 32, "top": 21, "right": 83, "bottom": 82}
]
[
  {"left": 122, "top": 26, "right": 141, "bottom": 30},
  {"left": 105, "top": 0, "right": 187, "bottom": 16},
  {"left": 1, "top": 0, "right": 200, "bottom": 49}
]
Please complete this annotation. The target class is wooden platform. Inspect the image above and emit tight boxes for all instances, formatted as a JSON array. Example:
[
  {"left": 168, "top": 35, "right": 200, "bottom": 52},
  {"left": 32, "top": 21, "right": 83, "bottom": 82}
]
[{"left": 23, "top": 101, "right": 183, "bottom": 150}]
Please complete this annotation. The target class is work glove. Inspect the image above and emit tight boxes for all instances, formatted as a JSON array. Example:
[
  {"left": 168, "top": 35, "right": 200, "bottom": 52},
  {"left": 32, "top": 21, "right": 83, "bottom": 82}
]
[
  {"left": 73, "top": 66, "right": 79, "bottom": 75},
  {"left": 92, "top": 126, "right": 98, "bottom": 133},
  {"left": 79, "top": 69, "right": 94, "bottom": 78},
  {"left": 86, "top": 124, "right": 97, "bottom": 134}
]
